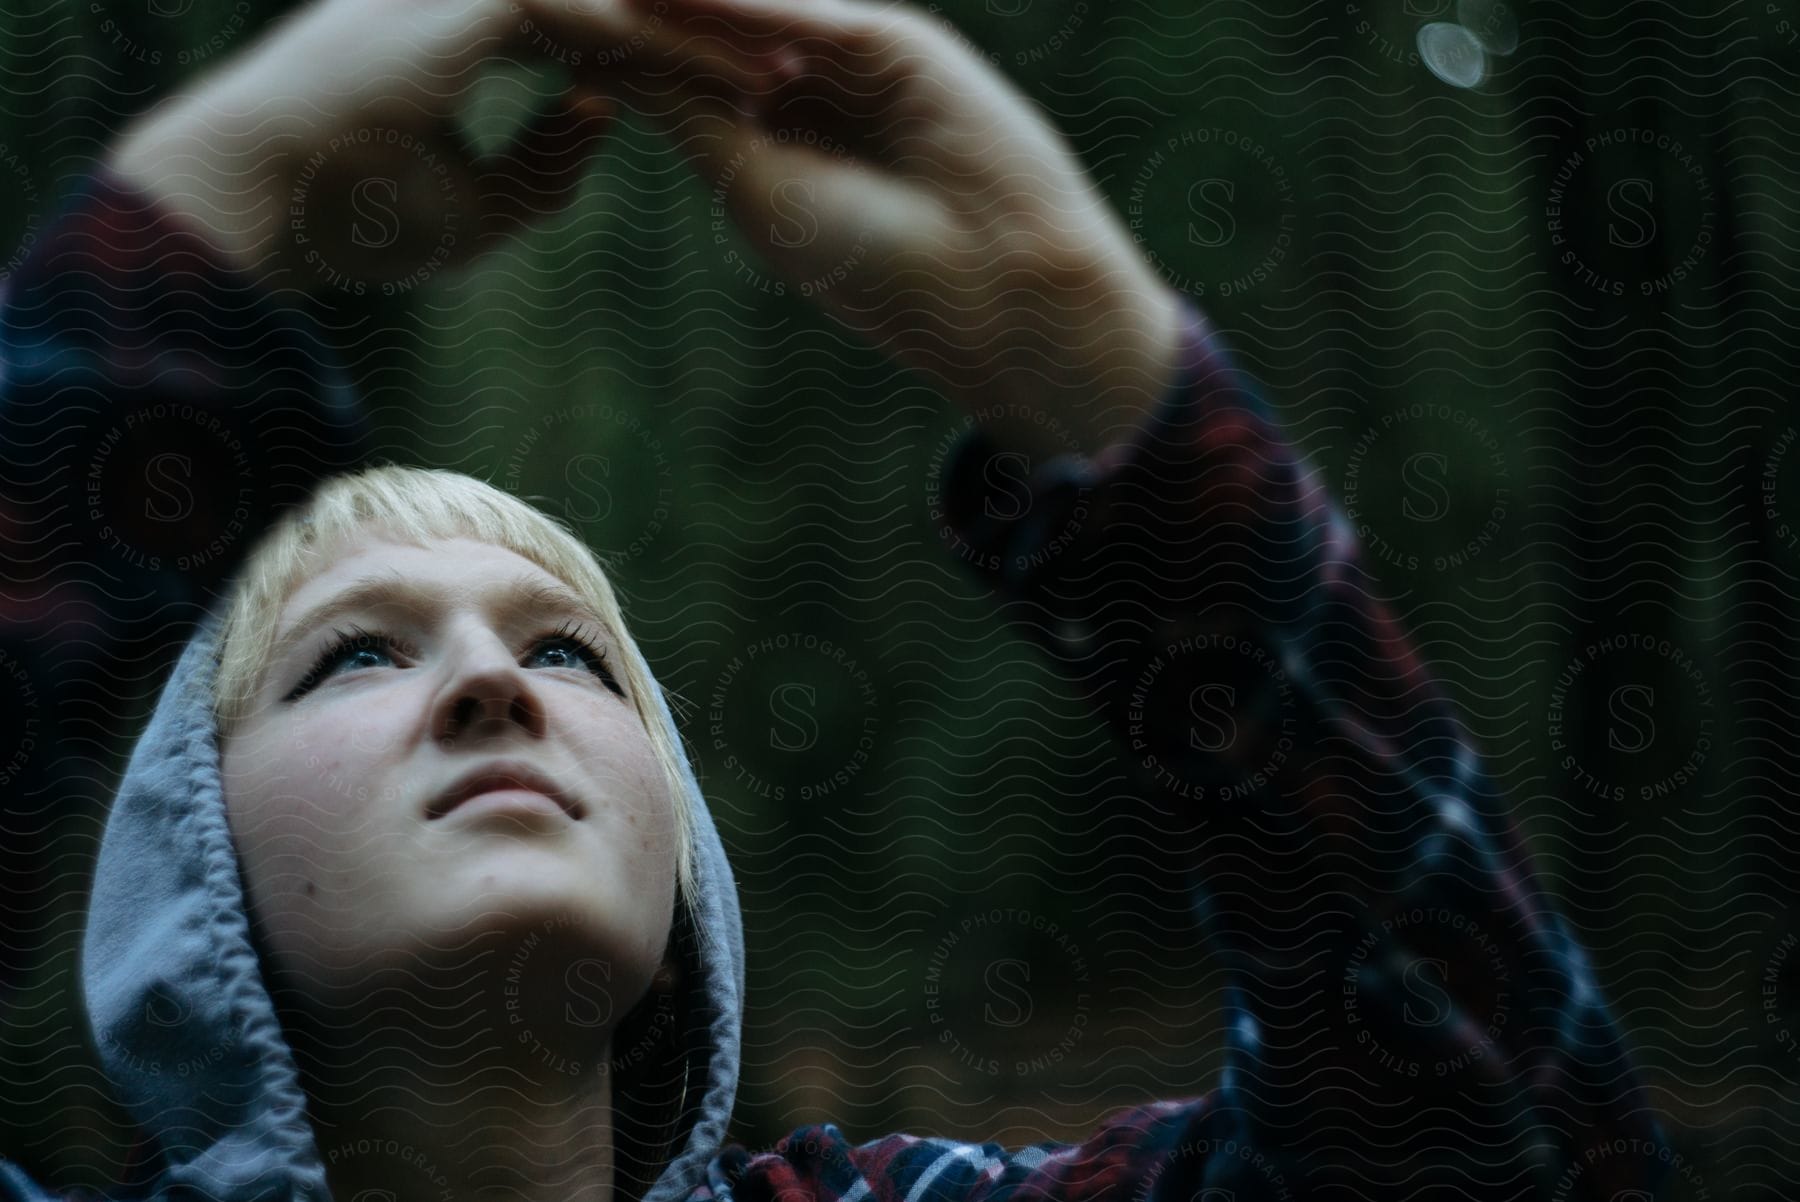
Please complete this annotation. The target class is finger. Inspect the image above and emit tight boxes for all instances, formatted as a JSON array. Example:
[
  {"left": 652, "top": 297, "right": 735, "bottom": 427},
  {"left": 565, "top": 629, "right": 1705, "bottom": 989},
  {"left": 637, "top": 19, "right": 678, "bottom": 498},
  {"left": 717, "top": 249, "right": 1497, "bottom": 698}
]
[
  {"left": 626, "top": 74, "right": 761, "bottom": 183},
  {"left": 515, "top": 0, "right": 793, "bottom": 99},
  {"left": 620, "top": 0, "right": 891, "bottom": 56},
  {"left": 644, "top": 78, "right": 944, "bottom": 279},
  {"left": 599, "top": 34, "right": 917, "bottom": 175},
  {"left": 582, "top": 29, "right": 795, "bottom": 115},
  {"left": 617, "top": 0, "right": 932, "bottom": 101},
  {"left": 474, "top": 85, "right": 619, "bottom": 247},
  {"left": 621, "top": 65, "right": 925, "bottom": 252}
]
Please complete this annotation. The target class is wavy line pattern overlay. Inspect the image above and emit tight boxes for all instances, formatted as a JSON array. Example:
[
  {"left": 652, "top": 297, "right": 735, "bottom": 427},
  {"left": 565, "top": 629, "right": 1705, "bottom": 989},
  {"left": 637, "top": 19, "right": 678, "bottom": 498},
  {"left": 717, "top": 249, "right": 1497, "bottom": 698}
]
[{"left": 0, "top": 0, "right": 1788, "bottom": 1199}]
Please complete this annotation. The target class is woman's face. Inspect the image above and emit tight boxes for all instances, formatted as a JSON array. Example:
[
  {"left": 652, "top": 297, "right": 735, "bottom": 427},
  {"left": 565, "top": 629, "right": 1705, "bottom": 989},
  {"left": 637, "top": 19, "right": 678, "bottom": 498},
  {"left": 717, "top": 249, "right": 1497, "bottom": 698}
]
[{"left": 221, "top": 532, "right": 679, "bottom": 1018}]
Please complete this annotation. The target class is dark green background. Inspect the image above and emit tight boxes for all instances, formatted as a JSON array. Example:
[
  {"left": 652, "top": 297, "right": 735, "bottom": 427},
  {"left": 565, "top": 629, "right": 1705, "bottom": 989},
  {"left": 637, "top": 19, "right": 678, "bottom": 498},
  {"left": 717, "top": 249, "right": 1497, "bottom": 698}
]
[{"left": 2, "top": 0, "right": 1796, "bottom": 1196}]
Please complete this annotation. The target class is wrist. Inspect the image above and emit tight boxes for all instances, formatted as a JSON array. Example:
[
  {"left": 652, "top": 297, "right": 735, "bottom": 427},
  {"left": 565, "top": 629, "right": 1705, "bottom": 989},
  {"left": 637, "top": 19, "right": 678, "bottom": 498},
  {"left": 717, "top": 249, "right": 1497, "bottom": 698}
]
[
  {"left": 933, "top": 264, "right": 1185, "bottom": 461},
  {"left": 108, "top": 98, "right": 288, "bottom": 279}
]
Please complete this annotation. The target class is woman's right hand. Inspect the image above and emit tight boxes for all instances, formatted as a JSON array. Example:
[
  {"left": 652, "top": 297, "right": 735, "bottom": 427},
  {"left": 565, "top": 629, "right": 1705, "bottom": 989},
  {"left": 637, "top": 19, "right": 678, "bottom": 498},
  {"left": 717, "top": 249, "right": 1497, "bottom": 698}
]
[{"left": 107, "top": 0, "right": 780, "bottom": 293}]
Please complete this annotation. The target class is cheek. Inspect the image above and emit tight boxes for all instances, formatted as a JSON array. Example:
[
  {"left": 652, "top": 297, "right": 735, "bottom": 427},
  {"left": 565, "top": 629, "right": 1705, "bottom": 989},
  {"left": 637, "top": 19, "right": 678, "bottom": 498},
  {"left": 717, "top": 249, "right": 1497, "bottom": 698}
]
[
  {"left": 570, "top": 711, "right": 681, "bottom": 870},
  {"left": 223, "top": 693, "right": 418, "bottom": 899}
]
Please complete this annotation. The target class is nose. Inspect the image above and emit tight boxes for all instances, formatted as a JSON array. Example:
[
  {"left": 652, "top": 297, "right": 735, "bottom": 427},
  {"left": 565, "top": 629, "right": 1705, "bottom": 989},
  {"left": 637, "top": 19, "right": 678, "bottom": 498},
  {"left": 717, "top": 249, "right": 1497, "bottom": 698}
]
[{"left": 431, "top": 622, "right": 548, "bottom": 746}]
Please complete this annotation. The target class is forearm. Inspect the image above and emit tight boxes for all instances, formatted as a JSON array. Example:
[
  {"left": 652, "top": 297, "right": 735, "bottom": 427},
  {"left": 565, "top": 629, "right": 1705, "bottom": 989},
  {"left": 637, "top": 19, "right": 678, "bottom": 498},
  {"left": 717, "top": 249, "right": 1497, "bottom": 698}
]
[
  {"left": 93, "top": 0, "right": 643, "bottom": 299},
  {"left": 107, "top": 96, "right": 293, "bottom": 279},
  {"left": 879, "top": 250, "right": 1186, "bottom": 461},
  {"left": 0, "top": 170, "right": 368, "bottom": 590},
  {"left": 102, "top": 0, "right": 348, "bottom": 279},
  {"left": 931, "top": 297, "right": 1668, "bottom": 1192}
]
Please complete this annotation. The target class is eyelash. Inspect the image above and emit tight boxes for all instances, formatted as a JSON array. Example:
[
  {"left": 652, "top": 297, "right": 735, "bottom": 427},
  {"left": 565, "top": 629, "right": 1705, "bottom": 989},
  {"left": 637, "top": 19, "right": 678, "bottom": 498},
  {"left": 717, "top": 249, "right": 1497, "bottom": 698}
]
[{"left": 287, "top": 620, "right": 625, "bottom": 700}]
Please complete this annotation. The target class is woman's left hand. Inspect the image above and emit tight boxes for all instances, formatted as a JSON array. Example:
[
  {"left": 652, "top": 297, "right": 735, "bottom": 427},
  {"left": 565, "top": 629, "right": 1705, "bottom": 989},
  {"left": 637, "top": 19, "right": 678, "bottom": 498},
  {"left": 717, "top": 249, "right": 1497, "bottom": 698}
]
[{"left": 603, "top": 0, "right": 1183, "bottom": 455}]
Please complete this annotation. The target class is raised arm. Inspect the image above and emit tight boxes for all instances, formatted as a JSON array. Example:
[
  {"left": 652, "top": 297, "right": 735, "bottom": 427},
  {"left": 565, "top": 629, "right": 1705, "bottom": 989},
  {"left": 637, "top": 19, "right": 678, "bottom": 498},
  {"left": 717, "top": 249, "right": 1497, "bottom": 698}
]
[
  {"left": 932, "top": 303, "right": 1672, "bottom": 1198},
  {"left": 100, "top": 0, "right": 638, "bottom": 285},
  {"left": 654, "top": 0, "right": 1670, "bottom": 1196},
  {"left": 0, "top": 0, "right": 756, "bottom": 1014},
  {"left": 0, "top": 0, "right": 671, "bottom": 628},
  {"left": 686, "top": 316, "right": 1673, "bottom": 1200}
]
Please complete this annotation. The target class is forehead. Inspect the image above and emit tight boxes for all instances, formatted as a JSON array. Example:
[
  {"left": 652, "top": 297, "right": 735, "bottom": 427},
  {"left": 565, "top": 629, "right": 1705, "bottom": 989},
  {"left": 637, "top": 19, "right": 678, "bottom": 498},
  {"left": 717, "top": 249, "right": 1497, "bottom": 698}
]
[{"left": 279, "top": 534, "right": 571, "bottom": 626}]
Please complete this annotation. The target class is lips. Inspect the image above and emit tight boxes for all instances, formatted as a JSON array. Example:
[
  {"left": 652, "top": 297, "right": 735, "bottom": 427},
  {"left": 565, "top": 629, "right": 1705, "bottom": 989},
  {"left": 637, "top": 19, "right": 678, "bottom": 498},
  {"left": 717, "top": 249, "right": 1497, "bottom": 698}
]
[{"left": 427, "top": 760, "right": 585, "bottom": 821}]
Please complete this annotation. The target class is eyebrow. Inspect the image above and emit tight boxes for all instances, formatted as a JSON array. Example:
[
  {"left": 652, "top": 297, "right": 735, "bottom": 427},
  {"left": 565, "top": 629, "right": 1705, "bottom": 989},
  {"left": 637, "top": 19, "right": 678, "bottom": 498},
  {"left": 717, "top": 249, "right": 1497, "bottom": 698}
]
[{"left": 270, "top": 567, "right": 613, "bottom": 668}]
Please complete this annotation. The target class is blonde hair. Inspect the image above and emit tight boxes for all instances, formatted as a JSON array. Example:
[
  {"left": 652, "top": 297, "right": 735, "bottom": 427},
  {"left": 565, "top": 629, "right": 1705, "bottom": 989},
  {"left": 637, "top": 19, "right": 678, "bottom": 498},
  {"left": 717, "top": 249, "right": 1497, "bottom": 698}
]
[{"left": 212, "top": 463, "right": 699, "bottom": 916}]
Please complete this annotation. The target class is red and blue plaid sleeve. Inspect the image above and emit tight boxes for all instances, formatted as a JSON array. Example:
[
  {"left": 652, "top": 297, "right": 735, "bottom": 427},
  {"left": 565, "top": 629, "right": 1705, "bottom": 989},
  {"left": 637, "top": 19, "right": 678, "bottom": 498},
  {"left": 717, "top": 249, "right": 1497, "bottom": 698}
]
[
  {"left": 691, "top": 1098, "right": 1284, "bottom": 1202},
  {"left": 0, "top": 174, "right": 369, "bottom": 997},
  {"left": 0, "top": 169, "right": 370, "bottom": 608},
  {"left": 855, "top": 298, "right": 1670, "bottom": 1200}
]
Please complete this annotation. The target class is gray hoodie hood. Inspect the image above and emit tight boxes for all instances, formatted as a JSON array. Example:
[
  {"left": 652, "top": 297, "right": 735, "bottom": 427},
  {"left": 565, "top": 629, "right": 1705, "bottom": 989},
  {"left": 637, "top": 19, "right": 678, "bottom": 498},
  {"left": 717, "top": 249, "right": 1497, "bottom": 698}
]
[{"left": 78, "top": 608, "right": 745, "bottom": 1202}]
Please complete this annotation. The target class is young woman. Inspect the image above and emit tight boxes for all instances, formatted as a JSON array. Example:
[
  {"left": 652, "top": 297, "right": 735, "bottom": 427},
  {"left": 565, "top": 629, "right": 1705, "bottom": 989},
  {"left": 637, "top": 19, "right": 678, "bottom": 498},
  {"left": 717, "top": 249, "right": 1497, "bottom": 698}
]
[{"left": 0, "top": 1, "right": 1667, "bottom": 1200}]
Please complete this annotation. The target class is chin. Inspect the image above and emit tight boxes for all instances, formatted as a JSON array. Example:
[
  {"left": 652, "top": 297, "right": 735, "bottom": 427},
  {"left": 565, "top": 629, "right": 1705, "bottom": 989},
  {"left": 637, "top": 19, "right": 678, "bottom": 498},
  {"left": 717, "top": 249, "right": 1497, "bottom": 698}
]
[
  {"left": 420, "top": 856, "right": 616, "bottom": 931},
  {"left": 419, "top": 880, "right": 663, "bottom": 1026},
  {"left": 430, "top": 864, "right": 661, "bottom": 970}
]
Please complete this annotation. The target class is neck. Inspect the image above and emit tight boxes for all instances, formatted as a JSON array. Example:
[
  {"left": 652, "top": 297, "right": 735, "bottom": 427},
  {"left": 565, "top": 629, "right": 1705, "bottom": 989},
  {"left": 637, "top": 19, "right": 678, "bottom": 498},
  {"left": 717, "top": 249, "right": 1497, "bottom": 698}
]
[
  {"left": 279, "top": 929, "right": 622, "bottom": 1202},
  {"left": 311, "top": 1064, "right": 613, "bottom": 1202}
]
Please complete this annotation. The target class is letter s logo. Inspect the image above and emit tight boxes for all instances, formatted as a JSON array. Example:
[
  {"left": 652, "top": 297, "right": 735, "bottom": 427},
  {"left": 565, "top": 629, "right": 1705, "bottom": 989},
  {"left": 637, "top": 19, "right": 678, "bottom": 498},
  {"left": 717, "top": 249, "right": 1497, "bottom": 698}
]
[
  {"left": 983, "top": 958, "right": 1033, "bottom": 1027},
  {"left": 1605, "top": 178, "right": 1656, "bottom": 249},
  {"left": 1606, "top": 684, "right": 1656, "bottom": 753},
  {"left": 768, "top": 179, "right": 819, "bottom": 249},
  {"left": 142, "top": 452, "right": 195, "bottom": 522},
  {"left": 1186, "top": 178, "right": 1236, "bottom": 247},
  {"left": 564, "top": 958, "right": 614, "bottom": 1028},
  {"left": 562, "top": 453, "right": 614, "bottom": 524},
  {"left": 1401, "top": 451, "right": 1451, "bottom": 522},
  {"left": 1188, "top": 683, "right": 1238, "bottom": 753},
  {"left": 768, "top": 682, "right": 820, "bottom": 752},
  {"left": 351, "top": 177, "right": 401, "bottom": 250},
  {"left": 144, "top": 984, "right": 191, "bottom": 1029},
  {"left": 1402, "top": 957, "right": 1454, "bottom": 1027},
  {"left": 981, "top": 452, "right": 1033, "bottom": 521}
]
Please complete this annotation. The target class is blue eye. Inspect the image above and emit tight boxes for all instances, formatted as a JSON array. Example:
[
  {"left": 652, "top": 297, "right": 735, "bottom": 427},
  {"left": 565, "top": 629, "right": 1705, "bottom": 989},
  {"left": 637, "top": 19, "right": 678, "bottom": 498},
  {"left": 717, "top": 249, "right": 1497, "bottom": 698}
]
[
  {"left": 284, "top": 621, "right": 625, "bottom": 701},
  {"left": 286, "top": 625, "right": 403, "bottom": 698},
  {"left": 534, "top": 621, "right": 626, "bottom": 697}
]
